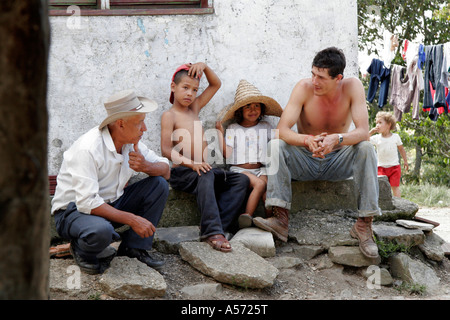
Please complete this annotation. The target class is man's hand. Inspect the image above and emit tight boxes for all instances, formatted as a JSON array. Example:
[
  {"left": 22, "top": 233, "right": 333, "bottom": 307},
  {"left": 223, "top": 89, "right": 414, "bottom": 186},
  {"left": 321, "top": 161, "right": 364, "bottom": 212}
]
[
  {"left": 305, "top": 133, "right": 327, "bottom": 158},
  {"left": 129, "top": 144, "right": 147, "bottom": 172},
  {"left": 91, "top": 203, "right": 155, "bottom": 239},
  {"left": 129, "top": 214, "right": 156, "bottom": 238}
]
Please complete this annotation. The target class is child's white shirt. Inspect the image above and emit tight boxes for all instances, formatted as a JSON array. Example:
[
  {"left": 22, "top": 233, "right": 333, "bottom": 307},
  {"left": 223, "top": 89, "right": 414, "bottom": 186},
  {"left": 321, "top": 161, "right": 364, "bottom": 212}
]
[
  {"left": 370, "top": 133, "right": 403, "bottom": 167},
  {"left": 225, "top": 121, "right": 275, "bottom": 165}
]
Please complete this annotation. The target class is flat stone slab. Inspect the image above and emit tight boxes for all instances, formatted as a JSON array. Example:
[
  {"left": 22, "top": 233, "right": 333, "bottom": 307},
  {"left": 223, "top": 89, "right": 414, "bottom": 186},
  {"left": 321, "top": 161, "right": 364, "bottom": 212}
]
[
  {"left": 396, "top": 219, "right": 435, "bottom": 231},
  {"left": 98, "top": 257, "right": 166, "bottom": 299},
  {"left": 179, "top": 241, "right": 279, "bottom": 289},
  {"left": 373, "top": 224, "right": 425, "bottom": 247},
  {"left": 153, "top": 226, "right": 200, "bottom": 254}
]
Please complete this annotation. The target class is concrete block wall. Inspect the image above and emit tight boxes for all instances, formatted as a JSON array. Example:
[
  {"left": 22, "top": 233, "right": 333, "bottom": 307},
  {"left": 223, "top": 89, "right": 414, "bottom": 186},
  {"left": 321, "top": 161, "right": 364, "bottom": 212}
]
[{"left": 47, "top": 0, "right": 359, "bottom": 175}]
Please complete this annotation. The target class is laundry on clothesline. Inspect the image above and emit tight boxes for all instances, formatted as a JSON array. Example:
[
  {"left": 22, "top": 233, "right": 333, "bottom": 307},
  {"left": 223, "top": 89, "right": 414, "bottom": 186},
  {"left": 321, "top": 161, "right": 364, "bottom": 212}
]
[{"left": 364, "top": 37, "right": 450, "bottom": 121}]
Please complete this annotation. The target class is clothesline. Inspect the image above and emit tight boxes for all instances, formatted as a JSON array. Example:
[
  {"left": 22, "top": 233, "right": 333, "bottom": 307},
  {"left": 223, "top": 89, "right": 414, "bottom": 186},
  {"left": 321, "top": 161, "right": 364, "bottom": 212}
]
[{"left": 364, "top": 34, "right": 450, "bottom": 122}]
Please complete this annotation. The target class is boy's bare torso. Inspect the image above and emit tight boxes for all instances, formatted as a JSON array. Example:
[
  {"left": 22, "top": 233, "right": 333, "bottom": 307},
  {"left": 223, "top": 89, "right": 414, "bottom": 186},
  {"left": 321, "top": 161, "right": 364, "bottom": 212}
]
[{"left": 168, "top": 107, "right": 208, "bottom": 166}]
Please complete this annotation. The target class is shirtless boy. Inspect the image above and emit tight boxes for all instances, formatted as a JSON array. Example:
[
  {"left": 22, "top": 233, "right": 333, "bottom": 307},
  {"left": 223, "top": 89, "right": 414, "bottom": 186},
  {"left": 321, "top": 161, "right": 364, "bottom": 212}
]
[
  {"left": 253, "top": 47, "right": 381, "bottom": 259},
  {"left": 160, "top": 62, "right": 249, "bottom": 252}
]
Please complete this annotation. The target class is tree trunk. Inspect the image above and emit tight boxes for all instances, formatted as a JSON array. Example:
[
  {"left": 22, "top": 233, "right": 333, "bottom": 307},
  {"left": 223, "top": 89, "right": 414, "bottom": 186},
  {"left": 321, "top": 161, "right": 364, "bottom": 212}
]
[
  {"left": 0, "top": 1, "right": 50, "bottom": 299},
  {"left": 413, "top": 143, "right": 422, "bottom": 181}
]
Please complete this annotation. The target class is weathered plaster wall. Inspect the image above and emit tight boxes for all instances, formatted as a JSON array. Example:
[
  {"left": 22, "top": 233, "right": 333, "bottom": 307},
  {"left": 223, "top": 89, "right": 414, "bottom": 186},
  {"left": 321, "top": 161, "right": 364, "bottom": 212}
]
[{"left": 47, "top": 0, "right": 358, "bottom": 174}]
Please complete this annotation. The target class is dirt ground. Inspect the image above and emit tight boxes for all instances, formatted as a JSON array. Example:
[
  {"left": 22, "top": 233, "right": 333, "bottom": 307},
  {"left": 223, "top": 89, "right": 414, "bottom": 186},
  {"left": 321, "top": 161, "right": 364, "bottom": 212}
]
[{"left": 49, "top": 206, "right": 450, "bottom": 301}]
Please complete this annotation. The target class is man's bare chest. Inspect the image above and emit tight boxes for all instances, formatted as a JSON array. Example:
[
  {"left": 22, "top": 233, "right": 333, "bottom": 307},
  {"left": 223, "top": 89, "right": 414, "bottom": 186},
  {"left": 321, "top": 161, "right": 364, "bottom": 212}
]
[{"left": 300, "top": 100, "right": 351, "bottom": 133}]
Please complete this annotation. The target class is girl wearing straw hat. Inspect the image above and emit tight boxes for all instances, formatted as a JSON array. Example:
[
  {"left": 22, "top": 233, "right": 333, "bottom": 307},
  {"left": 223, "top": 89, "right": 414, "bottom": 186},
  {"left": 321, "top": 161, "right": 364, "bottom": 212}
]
[{"left": 216, "top": 80, "right": 282, "bottom": 228}]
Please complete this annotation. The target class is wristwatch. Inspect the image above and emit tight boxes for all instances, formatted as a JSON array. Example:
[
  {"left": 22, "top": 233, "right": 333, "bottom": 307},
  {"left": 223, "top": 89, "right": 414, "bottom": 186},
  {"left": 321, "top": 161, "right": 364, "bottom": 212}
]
[{"left": 337, "top": 134, "right": 343, "bottom": 145}]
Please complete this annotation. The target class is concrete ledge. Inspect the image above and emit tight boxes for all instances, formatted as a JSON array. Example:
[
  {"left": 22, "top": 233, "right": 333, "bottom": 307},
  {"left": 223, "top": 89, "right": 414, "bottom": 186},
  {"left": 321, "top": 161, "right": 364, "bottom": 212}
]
[
  {"left": 159, "top": 175, "right": 397, "bottom": 227},
  {"left": 290, "top": 175, "right": 394, "bottom": 212}
]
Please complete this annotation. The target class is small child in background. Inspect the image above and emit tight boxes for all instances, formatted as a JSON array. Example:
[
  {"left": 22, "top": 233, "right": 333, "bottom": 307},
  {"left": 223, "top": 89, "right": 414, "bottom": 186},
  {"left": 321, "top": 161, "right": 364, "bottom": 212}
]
[
  {"left": 369, "top": 111, "right": 409, "bottom": 198},
  {"left": 216, "top": 80, "right": 282, "bottom": 228}
]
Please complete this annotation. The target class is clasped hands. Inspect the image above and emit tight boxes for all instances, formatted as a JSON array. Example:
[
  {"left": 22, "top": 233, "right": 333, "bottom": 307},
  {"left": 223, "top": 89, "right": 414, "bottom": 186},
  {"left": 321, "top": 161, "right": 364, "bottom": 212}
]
[{"left": 304, "top": 132, "right": 338, "bottom": 158}]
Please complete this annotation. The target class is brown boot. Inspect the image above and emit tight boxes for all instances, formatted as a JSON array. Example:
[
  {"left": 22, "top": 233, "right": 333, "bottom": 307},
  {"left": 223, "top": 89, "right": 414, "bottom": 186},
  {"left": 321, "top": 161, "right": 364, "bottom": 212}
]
[
  {"left": 264, "top": 206, "right": 273, "bottom": 218},
  {"left": 350, "top": 217, "right": 379, "bottom": 259},
  {"left": 253, "top": 206, "right": 289, "bottom": 242}
]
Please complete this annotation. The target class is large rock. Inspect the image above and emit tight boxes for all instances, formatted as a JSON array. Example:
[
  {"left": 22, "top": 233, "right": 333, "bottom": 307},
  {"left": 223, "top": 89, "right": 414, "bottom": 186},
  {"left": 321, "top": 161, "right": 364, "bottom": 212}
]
[
  {"left": 418, "top": 232, "right": 446, "bottom": 262},
  {"left": 98, "top": 257, "right": 166, "bottom": 299},
  {"left": 373, "top": 224, "right": 425, "bottom": 247},
  {"left": 179, "top": 242, "right": 279, "bottom": 289},
  {"left": 328, "top": 246, "right": 381, "bottom": 267},
  {"left": 389, "top": 253, "right": 440, "bottom": 288}
]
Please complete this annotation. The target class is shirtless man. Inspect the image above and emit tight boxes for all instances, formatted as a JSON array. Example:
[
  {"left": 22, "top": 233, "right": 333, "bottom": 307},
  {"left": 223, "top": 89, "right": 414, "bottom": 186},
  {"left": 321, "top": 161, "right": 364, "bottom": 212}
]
[
  {"left": 253, "top": 47, "right": 381, "bottom": 259},
  {"left": 160, "top": 62, "right": 249, "bottom": 252}
]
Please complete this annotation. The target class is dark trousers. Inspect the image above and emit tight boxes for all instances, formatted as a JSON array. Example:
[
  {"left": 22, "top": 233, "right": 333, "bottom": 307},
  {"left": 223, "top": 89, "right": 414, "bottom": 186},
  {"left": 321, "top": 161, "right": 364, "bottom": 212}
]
[
  {"left": 169, "top": 167, "right": 249, "bottom": 239},
  {"left": 367, "top": 59, "right": 391, "bottom": 108},
  {"left": 54, "top": 176, "right": 169, "bottom": 262}
]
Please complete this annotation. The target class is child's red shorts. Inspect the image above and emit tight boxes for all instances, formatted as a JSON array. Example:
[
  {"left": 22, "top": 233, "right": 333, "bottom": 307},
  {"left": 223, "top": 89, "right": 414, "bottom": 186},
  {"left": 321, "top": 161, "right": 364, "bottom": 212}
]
[{"left": 378, "top": 165, "right": 401, "bottom": 187}]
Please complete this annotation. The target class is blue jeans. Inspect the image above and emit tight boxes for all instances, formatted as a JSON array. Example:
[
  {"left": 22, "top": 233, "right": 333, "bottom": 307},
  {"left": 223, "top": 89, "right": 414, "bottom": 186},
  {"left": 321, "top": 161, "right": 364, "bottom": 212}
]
[
  {"left": 265, "top": 139, "right": 381, "bottom": 217},
  {"left": 54, "top": 176, "right": 169, "bottom": 262},
  {"left": 169, "top": 167, "right": 249, "bottom": 239}
]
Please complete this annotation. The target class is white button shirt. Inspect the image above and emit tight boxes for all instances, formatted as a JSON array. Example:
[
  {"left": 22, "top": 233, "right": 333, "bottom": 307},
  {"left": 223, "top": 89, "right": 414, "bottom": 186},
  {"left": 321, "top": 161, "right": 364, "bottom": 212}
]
[{"left": 51, "top": 126, "right": 169, "bottom": 215}]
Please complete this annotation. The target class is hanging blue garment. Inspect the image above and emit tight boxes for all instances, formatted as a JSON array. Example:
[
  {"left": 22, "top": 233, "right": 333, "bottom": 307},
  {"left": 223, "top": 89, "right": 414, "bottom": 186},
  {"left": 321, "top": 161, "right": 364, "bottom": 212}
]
[
  {"left": 418, "top": 44, "right": 426, "bottom": 70},
  {"left": 366, "top": 58, "right": 391, "bottom": 108},
  {"left": 423, "top": 45, "right": 446, "bottom": 113}
]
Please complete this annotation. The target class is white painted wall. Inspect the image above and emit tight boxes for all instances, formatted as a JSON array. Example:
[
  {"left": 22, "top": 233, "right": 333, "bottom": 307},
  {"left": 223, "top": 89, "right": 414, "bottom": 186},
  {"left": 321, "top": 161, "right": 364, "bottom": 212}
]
[{"left": 47, "top": 0, "right": 358, "bottom": 174}]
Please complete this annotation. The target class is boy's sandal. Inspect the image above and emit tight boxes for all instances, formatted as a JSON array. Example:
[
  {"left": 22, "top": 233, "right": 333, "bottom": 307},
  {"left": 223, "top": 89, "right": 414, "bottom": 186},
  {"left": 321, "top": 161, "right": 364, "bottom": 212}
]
[{"left": 203, "top": 234, "right": 232, "bottom": 253}]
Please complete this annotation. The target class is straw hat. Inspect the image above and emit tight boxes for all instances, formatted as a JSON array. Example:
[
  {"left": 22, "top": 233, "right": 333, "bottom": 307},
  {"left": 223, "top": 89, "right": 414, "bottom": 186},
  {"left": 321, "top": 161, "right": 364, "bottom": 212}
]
[
  {"left": 99, "top": 90, "right": 158, "bottom": 130},
  {"left": 217, "top": 80, "right": 282, "bottom": 123}
]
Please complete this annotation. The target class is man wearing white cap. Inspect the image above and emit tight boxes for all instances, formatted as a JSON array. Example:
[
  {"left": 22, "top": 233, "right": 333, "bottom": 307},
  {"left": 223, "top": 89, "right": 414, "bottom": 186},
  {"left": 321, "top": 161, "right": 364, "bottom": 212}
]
[{"left": 52, "top": 90, "right": 170, "bottom": 274}]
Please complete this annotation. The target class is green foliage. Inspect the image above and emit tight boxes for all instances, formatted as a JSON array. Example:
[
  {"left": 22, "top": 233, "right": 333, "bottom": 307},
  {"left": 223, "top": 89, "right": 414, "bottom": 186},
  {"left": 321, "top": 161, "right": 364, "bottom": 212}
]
[
  {"left": 375, "top": 237, "right": 411, "bottom": 260},
  {"left": 358, "top": 0, "right": 450, "bottom": 56},
  {"left": 394, "top": 281, "right": 427, "bottom": 296},
  {"left": 398, "top": 112, "right": 450, "bottom": 186}
]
